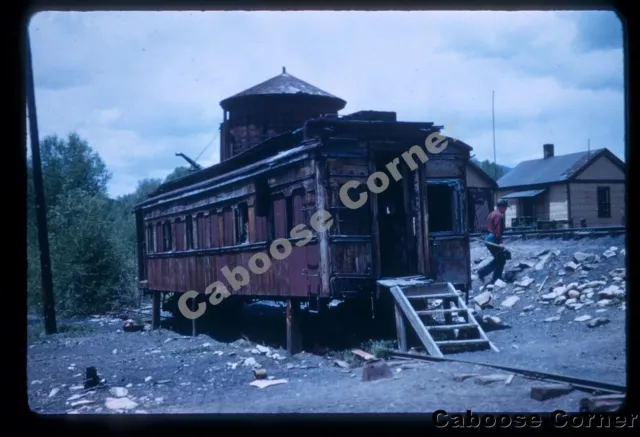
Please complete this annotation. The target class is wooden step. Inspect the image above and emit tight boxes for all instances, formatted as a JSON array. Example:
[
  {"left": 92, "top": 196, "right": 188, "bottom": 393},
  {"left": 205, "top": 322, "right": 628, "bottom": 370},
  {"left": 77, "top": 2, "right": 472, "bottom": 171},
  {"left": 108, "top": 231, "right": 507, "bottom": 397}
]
[
  {"left": 406, "top": 293, "right": 460, "bottom": 300},
  {"left": 435, "top": 339, "right": 490, "bottom": 350},
  {"left": 379, "top": 279, "right": 499, "bottom": 357},
  {"left": 427, "top": 323, "right": 478, "bottom": 332},
  {"left": 416, "top": 308, "right": 470, "bottom": 315}
]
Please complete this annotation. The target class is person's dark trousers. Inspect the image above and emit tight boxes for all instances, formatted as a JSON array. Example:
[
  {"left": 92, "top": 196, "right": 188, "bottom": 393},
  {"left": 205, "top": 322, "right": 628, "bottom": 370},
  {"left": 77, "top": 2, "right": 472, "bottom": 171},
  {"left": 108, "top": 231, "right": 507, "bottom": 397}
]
[{"left": 477, "top": 232, "right": 506, "bottom": 282}]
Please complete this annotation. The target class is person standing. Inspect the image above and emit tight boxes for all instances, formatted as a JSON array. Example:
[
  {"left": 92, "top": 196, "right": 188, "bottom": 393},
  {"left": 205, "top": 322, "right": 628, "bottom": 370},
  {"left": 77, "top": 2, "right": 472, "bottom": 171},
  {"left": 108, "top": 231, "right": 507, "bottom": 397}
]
[{"left": 478, "top": 199, "right": 509, "bottom": 283}]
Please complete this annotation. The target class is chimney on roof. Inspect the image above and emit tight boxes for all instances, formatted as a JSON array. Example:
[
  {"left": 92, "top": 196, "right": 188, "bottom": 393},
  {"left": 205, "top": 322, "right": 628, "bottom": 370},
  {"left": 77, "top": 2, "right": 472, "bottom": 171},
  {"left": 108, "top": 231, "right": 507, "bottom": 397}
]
[{"left": 543, "top": 143, "right": 554, "bottom": 159}]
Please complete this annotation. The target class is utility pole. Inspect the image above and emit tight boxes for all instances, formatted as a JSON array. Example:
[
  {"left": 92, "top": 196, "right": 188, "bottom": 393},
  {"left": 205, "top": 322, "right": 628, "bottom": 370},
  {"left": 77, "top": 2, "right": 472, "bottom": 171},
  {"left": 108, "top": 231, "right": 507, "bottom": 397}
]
[
  {"left": 26, "top": 29, "right": 57, "bottom": 334},
  {"left": 492, "top": 90, "right": 497, "bottom": 180}
]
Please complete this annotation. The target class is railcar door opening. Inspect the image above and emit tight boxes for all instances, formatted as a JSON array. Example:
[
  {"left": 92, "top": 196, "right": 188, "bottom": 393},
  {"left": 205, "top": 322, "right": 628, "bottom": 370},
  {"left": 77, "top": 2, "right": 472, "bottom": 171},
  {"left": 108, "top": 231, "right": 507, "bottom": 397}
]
[
  {"left": 374, "top": 152, "right": 418, "bottom": 277},
  {"left": 426, "top": 178, "right": 470, "bottom": 289}
]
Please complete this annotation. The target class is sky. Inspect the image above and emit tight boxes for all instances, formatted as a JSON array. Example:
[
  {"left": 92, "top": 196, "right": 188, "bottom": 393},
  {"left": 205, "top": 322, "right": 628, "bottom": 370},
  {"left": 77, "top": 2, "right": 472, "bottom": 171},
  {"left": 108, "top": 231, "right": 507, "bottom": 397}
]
[{"left": 28, "top": 10, "right": 625, "bottom": 198}]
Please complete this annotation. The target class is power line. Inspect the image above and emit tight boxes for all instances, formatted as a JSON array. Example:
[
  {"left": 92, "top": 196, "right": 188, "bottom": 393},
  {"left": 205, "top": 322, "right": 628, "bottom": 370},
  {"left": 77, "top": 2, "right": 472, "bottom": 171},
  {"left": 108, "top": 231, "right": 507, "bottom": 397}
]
[{"left": 194, "top": 129, "right": 219, "bottom": 163}]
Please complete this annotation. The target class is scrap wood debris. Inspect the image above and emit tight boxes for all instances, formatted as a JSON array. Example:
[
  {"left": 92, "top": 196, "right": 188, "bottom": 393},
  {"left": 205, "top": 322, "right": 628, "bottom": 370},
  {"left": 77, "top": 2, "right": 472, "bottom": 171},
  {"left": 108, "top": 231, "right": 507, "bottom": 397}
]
[
  {"left": 579, "top": 394, "right": 625, "bottom": 413},
  {"left": 352, "top": 349, "right": 376, "bottom": 361},
  {"left": 249, "top": 379, "right": 287, "bottom": 389}
]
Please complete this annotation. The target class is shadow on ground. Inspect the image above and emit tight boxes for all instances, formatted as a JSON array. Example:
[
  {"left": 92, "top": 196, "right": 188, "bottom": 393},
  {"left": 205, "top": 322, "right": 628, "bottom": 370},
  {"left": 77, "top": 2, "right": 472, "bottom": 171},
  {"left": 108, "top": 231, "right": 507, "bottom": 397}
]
[{"left": 164, "top": 297, "right": 397, "bottom": 354}]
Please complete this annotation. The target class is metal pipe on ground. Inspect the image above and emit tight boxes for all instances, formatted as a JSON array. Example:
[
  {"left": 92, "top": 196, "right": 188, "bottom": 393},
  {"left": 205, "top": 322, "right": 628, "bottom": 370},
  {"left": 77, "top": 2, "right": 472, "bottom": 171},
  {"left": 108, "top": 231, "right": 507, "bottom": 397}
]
[{"left": 386, "top": 350, "right": 625, "bottom": 395}]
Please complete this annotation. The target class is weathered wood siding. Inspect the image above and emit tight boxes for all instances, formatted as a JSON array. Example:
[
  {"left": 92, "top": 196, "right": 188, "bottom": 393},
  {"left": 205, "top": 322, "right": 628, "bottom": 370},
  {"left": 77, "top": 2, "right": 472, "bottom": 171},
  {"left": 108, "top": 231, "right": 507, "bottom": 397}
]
[
  {"left": 466, "top": 164, "right": 492, "bottom": 189},
  {"left": 574, "top": 155, "right": 625, "bottom": 181},
  {"left": 569, "top": 182, "right": 625, "bottom": 226},
  {"left": 324, "top": 153, "right": 373, "bottom": 277},
  {"left": 143, "top": 157, "right": 323, "bottom": 298},
  {"left": 548, "top": 184, "right": 568, "bottom": 221}
]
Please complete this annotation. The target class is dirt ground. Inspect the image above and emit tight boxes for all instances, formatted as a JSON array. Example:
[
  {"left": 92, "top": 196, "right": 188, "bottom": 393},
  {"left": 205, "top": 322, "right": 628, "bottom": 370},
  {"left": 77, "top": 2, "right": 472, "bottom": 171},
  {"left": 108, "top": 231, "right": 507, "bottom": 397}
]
[{"left": 27, "top": 233, "right": 626, "bottom": 415}]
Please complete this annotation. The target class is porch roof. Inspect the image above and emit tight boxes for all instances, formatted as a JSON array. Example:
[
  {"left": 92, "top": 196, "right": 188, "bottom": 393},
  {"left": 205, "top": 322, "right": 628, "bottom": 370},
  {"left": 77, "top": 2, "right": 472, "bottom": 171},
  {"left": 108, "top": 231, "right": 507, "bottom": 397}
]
[{"left": 502, "top": 189, "right": 547, "bottom": 199}]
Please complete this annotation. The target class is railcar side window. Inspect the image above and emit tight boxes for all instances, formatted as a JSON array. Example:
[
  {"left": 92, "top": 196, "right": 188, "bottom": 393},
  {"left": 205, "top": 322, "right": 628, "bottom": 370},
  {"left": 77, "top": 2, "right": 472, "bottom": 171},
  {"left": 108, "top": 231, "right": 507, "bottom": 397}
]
[
  {"left": 426, "top": 183, "right": 460, "bottom": 233},
  {"left": 163, "top": 221, "right": 172, "bottom": 252},
  {"left": 186, "top": 215, "right": 194, "bottom": 250},
  {"left": 255, "top": 177, "right": 270, "bottom": 217},
  {"left": 235, "top": 203, "right": 249, "bottom": 244},
  {"left": 146, "top": 224, "right": 154, "bottom": 254}
]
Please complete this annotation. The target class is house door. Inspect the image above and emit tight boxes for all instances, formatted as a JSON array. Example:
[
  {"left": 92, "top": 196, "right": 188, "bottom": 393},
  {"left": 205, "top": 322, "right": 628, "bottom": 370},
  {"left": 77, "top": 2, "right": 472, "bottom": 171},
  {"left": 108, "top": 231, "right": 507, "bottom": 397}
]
[{"left": 426, "top": 179, "right": 470, "bottom": 288}]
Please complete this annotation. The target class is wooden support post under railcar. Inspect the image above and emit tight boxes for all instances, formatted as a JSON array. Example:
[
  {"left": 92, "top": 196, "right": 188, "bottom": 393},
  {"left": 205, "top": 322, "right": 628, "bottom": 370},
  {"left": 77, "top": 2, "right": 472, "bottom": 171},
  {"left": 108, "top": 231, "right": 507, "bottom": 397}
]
[
  {"left": 151, "top": 292, "right": 161, "bottom": 330},
  {"left": 191, "top": 298, "right": 197, "bottom": 337},
  {"left": 286, "top": 299, "right": 303, "bottom": 355}
]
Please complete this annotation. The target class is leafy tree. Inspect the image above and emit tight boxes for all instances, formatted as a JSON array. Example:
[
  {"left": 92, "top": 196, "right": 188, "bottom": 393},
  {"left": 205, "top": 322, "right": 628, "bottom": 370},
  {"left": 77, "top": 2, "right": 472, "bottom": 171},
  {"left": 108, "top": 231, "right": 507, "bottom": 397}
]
[
  {"left": 164, "top": 166, "right": 193, "bottom": 183},
  {"left": 27, "top": 133, "right": 204, "bottom": 317},
  {"left": 478, "top": 159, "right": 507, "bottom": 181},
  {"left": 26, "top": 133, "right": 133, "bottom": 315}
]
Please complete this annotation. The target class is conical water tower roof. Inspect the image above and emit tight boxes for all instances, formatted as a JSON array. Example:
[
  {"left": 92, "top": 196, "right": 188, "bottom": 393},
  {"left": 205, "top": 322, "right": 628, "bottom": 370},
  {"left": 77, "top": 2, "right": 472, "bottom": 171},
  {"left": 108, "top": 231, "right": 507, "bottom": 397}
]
[{"left": 220, "top": 67, "right": 347, "bottom": 110}]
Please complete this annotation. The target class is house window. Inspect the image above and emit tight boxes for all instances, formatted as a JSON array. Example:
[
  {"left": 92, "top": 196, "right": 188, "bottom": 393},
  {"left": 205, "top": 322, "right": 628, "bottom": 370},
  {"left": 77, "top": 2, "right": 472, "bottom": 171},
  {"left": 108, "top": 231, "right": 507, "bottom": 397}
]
[
  {"left": 426, "top": 182, "right": 460, "bottom": 233},
  {"left": 186, "top": 215, "right": 194, "bottom": 250},
  {"left": 597, "top": 186, "right": 611, "bottom": 218},
  {"left": 235, "top": 203, "right": 249, "bottom": 244},
  {"left": 162, "top": 221, "right": 173, "bottom": 252}
]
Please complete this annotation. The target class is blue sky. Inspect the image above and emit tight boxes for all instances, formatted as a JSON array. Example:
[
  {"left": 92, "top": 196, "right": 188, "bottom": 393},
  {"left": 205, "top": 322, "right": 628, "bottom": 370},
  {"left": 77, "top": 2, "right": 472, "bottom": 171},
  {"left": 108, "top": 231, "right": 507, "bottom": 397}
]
[{"left": 28, "top": 10, "right": 625, "bottom": 197}]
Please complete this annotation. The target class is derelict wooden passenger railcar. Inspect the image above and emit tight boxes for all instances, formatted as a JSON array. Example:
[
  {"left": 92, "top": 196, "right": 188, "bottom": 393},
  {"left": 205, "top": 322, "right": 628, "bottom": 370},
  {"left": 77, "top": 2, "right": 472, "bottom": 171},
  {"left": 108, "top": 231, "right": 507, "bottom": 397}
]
[
  {"left": 133, "top": 69, "right": 473, "bottom": 353},
  {"left": 133, "top": 111, "right": 473, "bottom": 351}
]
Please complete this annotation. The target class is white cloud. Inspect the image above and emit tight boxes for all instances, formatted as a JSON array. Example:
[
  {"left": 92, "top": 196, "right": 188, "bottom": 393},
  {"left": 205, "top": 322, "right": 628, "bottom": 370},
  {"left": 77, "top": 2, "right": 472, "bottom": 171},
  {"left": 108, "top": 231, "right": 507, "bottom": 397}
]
[{"left": 28, "top": 10, "right": 624, "bottom": 197}]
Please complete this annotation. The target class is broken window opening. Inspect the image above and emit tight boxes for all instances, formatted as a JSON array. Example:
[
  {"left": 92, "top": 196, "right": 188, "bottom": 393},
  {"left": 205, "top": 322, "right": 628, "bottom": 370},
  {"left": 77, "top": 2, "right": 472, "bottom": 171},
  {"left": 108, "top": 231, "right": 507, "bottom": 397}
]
[
  {"left": 255, "top": 176, "right": 270, "bottom": 217},
  {"left": 427, "top": 183, "right": 459, "bottom": 233},
  {"left": 146, "top": 224, "right": 155, "bottom": 254},
  {"left": 186, "top": 215, "right": 194, "bottom": 250},
  {"left": 597, "top": 186, "right": 611, "bottom": 218},
  {"left": 235, "top": 203, "right": 249, "bottom": 244},
  {"left": 337, "top": 207, "right": 370, "bottom": 235},
  {"left": 162, "top": 221, "right": 173, "bottom": 252}
]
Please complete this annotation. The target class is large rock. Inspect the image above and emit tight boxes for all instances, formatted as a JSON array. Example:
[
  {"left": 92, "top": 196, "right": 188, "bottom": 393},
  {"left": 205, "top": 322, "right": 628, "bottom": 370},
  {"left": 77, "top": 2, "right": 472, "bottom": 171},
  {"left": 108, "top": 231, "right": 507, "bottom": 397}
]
[
  {"left": 501, "top": 296, "right": 520, "bottom": 309},
  {"left": 514, "top": 277, "right": 535, "bottom": 288},
  {"left": 554, "top": 296, "right": 567, "bottom": 306},
  {"left": 105, "top": 397, "right": 139, "bottom": 410},
  {"left": 564, "top": 298, "right": 577, "bottom": 306},
  {"left": 597, "top": 299, "right": 613, "bottom": 307},
  {"left": 587, "top": 317, "right": 610, "bottom": 328},
  {"left": 574, "top": 252, "right": 596, "bottom": 263},
  {"left": 609, "top": 268, "right": 626, "bottom": 280},
  {"left": 565, "top": 262, "right": 580, "bottom": 271},
  {"left": 567, "top": 290, "right": 580, "bottom": 299},
  {"left": 473, "top": 291, "right": 493, "bottom": 308},
  {"left": 598, "top": 285, "right": 624, "bottom": 299}
]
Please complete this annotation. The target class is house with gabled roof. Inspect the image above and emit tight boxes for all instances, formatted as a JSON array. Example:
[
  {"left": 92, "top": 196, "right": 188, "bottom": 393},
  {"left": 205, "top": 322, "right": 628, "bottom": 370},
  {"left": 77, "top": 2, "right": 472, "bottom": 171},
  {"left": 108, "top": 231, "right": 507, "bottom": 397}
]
[
  {"left": 495, "top": 144, "right": 626, "bottom": 229},
  {"left": 466, "top": 160, "right": 498, "bottom": 232}
]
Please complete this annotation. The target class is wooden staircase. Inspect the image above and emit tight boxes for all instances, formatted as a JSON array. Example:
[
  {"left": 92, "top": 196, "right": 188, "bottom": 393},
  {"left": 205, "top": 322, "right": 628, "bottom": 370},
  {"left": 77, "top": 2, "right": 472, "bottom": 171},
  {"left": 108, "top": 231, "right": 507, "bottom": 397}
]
[{"left": 377, "top": 276, "right": 498, "bottom": 358}]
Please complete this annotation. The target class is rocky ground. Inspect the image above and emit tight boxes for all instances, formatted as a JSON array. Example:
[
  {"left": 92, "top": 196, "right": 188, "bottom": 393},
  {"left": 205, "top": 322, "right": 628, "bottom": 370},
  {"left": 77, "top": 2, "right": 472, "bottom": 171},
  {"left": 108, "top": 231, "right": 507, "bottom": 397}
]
[
  {"left": 27, "top": 233, "right": 626, "bottom": 415},
  {"left": 463, "top": 234, "right": 626, "bottom": 386}
]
